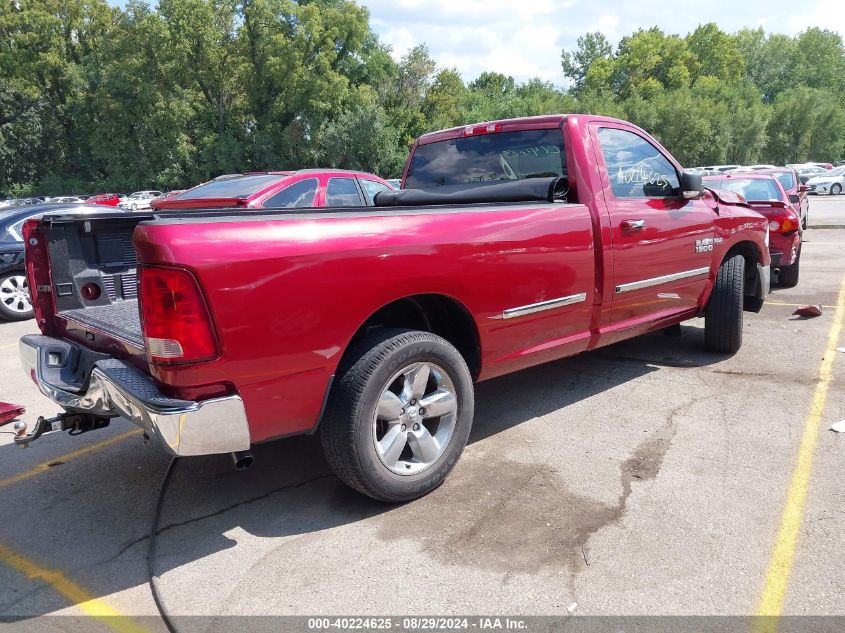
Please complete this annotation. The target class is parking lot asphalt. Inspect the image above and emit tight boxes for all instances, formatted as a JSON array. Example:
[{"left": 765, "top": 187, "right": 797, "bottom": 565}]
[{"left": 0, "top": 202, "right": 843, "bottom": 627}]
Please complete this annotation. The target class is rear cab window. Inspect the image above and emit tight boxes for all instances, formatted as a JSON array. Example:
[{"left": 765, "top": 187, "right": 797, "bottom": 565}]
[{"left": 405, "top": 129, "right": 567, "bottom": 189}]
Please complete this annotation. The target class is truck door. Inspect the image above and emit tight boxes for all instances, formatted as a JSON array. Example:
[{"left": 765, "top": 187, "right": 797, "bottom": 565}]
[{"left": 590, "top": 124, "right": 716, "bottom": 327}]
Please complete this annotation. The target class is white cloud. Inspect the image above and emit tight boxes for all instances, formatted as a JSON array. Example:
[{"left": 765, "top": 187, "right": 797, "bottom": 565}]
[{"left": 360, "top": 0, "right": 844, "bottom": 84}]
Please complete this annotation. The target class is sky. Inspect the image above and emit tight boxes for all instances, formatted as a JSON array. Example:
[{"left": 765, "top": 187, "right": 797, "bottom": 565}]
[{"left": 361, "top": 0, "right": 845, "bottom": 84}]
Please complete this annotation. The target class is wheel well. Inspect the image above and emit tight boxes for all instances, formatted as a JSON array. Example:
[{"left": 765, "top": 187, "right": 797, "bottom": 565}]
[
  {"left": 724, "top": 241, "right": 764, "bottom": 311},
  {"left": 345, "top": 294, "right": 482, "bottom": 379}
]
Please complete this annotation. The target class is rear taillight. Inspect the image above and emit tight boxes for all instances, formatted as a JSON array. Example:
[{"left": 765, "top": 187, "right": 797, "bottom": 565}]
[
  {"left": 139, "top": 266, "right": 219, "bottom": 365},
  {"left": 21, "top": 219, "right": 56, "bottom": 331},
  {"left": 768, "top": 215, "right": 800, "bottom": 233}
]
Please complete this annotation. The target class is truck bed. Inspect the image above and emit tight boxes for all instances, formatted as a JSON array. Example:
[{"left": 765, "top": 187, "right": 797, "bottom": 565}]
[{"left": 61, "top": 300, "right": 143, "bottom": 347}]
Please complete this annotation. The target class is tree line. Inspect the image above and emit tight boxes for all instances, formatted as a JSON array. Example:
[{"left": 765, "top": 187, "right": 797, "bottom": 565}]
[{"left": 2, "top": 0, "right": 844, "bottom": 196}]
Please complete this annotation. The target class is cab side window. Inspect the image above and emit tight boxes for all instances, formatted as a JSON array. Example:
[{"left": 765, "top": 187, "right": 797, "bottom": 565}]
[
  {"left": 263, "top": 178, "right": 318, "bottom": 208},
  {"left": 326, "top": 178, "right": 365, "bottom": 207},
  {"left": 598, "top": 128, "right": 679, "bottom": 198},
  {"left": 358, "top": 179, "right": 392, "bottom": 205}
]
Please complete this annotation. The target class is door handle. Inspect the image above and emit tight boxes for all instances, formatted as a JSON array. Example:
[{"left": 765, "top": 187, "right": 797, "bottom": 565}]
[{"left": 620, "top": 219, "right": 646, "bottom": 232}]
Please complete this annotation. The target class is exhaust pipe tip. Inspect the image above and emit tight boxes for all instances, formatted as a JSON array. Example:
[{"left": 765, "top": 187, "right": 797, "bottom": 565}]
[{"left": 231, "top": 450, "right": 254, "bottom": 471}]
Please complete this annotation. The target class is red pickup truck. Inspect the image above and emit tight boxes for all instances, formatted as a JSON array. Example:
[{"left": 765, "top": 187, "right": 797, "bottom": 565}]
[{"left": 13, "top": 115, "right": 770, "bottom": 502}]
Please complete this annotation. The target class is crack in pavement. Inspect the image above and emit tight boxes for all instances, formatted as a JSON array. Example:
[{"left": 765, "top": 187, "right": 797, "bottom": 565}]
[{"left": 100, "top": 473, "right": 336, "bottom": 566}]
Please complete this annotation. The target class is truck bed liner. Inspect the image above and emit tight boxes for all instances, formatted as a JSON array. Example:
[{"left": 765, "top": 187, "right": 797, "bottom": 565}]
[{"left": 62, "top": 300, "right": 143, "bottom": 347}]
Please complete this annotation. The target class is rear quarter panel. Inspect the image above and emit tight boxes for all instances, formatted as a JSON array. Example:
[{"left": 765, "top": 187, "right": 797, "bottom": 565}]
[{"left": 133, "top": 203, "right": 595, "bottom": 442}]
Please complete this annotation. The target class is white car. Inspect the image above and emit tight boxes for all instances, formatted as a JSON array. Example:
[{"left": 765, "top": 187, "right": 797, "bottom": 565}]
[
  {"left": 806, "top": 166, "right": 845, "bottom": 196},
  {"left": 119, "top": 190, "right": 163, "bottom": 211},
  {"left": 50, "top": 196, "right": 86, "bottom": 204}
]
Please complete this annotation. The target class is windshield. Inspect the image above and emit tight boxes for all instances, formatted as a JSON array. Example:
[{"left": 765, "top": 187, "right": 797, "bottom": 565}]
[
  {"left": 176, "top": 174, "right": 284, "bottom": 200},
  {"left": 828, "top": 166, "right": 845, "bottom": 177},
  {"left": 405, "top": 129, "right": 566, "bottom": 189},
  {"left": 704, "top": 177, "right": 783, "bottom": 201}
]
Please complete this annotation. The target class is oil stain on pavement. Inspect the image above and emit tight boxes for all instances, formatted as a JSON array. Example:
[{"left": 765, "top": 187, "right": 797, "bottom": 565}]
[{"left": 377, "top": 427, "right": 676, "bottom": 575}]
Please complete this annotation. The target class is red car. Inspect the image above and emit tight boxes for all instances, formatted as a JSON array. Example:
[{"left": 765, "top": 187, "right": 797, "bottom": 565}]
[
  {"left": 86, "top": 193, "right": 121, "bottom": 207},
  {"left": 16, "top": 115, "right": 770, "bottom": 501},
  {"left": 739, "top": 167, "right": 809, "bottom": 230},
  {"left": 152, "top": 170, "right": 394, "bottom": 211},
  {"left": 703, "top": 172, "right": 802, "bottom": 287}
]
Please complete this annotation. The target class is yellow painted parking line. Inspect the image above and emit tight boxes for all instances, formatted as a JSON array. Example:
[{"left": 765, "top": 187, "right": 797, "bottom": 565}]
[
  {"left": 755, "top": 273, "right": 845, "bottom": 622},
  {"left": 765, "top": 301, "right": 835, "bottom": 309},
  {"left": 0, "top": 542, "right": 150, "bottom": 633},
  {"left": 0, "top": 429, "right": 140, "bottom": 490}
]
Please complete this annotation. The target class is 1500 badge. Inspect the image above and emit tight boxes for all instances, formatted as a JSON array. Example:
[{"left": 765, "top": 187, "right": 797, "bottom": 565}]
[{"left": 695, "top": 237, "right": 723, "bottom": 253}]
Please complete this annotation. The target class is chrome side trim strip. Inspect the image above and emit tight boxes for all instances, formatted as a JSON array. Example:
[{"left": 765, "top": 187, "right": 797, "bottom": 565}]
[
  {"left": 502, "top": 293, "right": 587, "bottom": 320},
  {"left": 615, "top": 266, "right": 711, "bottom": 294}
]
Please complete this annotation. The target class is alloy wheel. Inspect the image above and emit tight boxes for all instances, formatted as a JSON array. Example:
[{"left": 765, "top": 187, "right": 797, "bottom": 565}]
[{"left": 372, "top": 362, "right": 458, "bottom": 475}]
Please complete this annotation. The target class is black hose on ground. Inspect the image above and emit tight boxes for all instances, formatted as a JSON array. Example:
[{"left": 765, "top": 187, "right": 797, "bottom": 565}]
[{"left": 147, "top": 456, "right": 179, "bottom": 633}]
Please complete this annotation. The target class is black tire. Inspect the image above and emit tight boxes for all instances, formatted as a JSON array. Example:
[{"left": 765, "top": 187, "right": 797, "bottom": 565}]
[
  {"left": 704, "top": 254, "right": 744, "bottom": 353},
  {"left": 778, "top": 254, "right": 800, "bottom": 288},
  {"left": 832, "top": 184, "right": 842, "bottom": 196},
  {"left": 0, "top": 272, "right": 34, "bottom": 321},
  {"left": 320, "top": 328, "right": 474, "bottom": 502}
]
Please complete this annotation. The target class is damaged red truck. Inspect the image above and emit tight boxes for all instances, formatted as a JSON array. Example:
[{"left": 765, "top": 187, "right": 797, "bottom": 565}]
[{"left": 14, "top": 115, "right": 770, "bottom": 502}]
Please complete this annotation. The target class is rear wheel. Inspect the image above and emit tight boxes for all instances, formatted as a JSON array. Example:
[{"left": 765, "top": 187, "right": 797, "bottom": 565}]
[
  {"left": 704, "top": 255, "right": 744, "bottom": 353},
  {"left": 0, "top": 273, "right": 34, "bottom": 321},
  {"left": 320, "top": 329, "right": 474, "bottom": 502}
]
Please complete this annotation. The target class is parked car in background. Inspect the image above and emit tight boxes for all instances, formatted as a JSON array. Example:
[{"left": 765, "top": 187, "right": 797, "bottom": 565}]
[
  {"left": 746, "top": 164, "right": 778, "bottom": 170},
  {"left": 50, "top": 196, "right": 86, "bottom": 204},
  {"left": 739, "top": 167, "right": 809, "bottom": 230},
  {"left": 0, "top": 203, "right": 124, "bottom": 320},
  {"left": 805, "top": 166, "right": 845, "bottom": 196},
  {"left": 151, "top": 170, "right": 394, "bottom": 211},
  {"left": 795, "top": 165, "right": 827, "bottom": 184},
  {"left": 810, "top": 162, "right": 834, "bottom": 171},
  {"left": 0, "top": 197, "right": 43, "bottom": 208},
  {"left": 386, "top": 178, "right": 402, "bottom": 189},
  {"left": 119, "top": 191, "right": 162, "bottom": 211},
  {"left": 704, "top": 173, "right": 802, "bottom": 287},
  {"left": 87, "top": 193, "right": 121, "bottom": 207}
]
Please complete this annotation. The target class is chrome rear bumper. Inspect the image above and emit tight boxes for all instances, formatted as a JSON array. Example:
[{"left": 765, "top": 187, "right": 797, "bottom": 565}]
[{"left": 19, "top": 335, "right": 250, "bottom": 456}]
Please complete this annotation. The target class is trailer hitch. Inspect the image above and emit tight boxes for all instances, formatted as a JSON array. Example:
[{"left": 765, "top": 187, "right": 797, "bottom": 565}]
[{"left": 12, "top": 413, "right": 111, "bottom": 449}]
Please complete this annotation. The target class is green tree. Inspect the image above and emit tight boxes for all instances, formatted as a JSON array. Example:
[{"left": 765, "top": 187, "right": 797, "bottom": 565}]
[{"left": 561, "top": 32, "right": 612, "bottom": 93}]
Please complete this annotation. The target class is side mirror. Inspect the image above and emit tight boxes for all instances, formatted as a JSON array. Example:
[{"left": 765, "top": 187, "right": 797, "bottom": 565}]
[
  {"left": 799, "top": 184, "right": 810, "bottom": 193},
  {"left": 679, "top": 171, "right": 705, "bottom": 200},
  {"left": 789, "top": 194, "right": 800, "bottom": 204}
]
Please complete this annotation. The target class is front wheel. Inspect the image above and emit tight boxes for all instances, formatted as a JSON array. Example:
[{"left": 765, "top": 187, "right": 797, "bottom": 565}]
[
  {"left": 0, "top": 272, "right": 34, "bottom": 321},
  {"left": 320, "top": 329, "right": 474, "bottom": 502},
  {"left": 832, "top": 184, "right": 842, "bottom": 196},
  {"left": 704, "top": 254, "right": 744, "bottom": 354}
]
